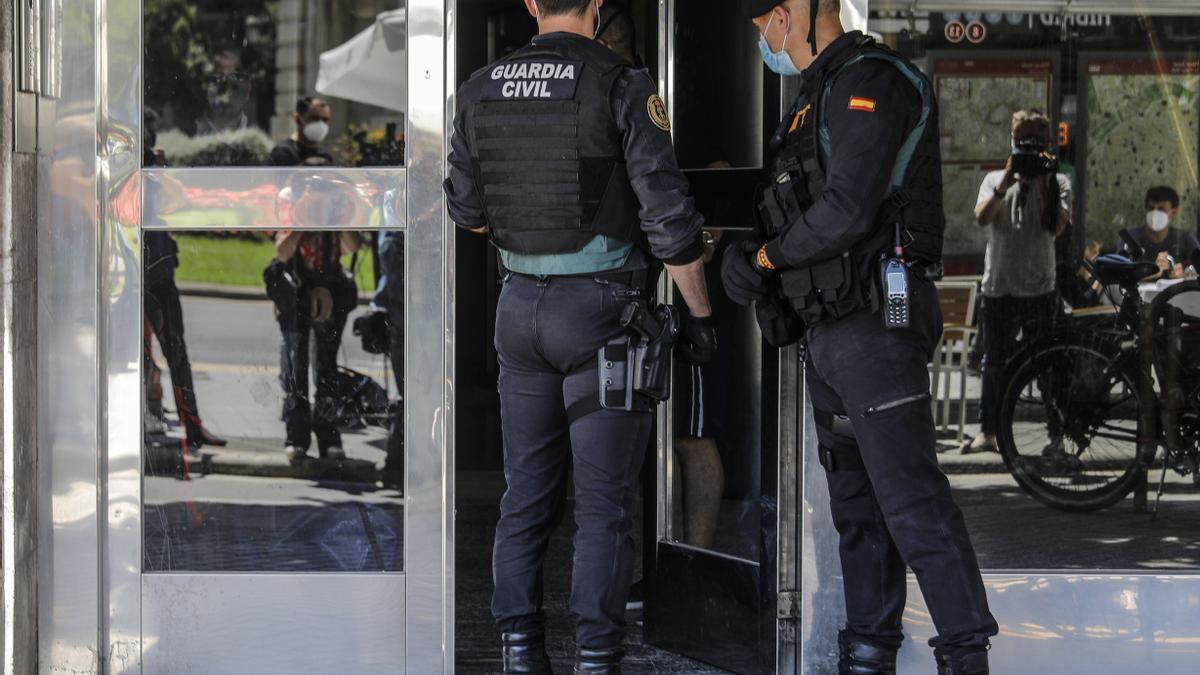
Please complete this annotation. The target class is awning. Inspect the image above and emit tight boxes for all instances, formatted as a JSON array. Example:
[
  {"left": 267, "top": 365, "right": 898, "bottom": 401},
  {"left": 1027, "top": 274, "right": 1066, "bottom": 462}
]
[{"left": 315, "top": 9, "right": 407, "bottom": 113}]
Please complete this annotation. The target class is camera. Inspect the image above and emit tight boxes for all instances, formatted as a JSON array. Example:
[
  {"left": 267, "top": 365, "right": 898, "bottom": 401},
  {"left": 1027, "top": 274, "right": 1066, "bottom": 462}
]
[{"left": 1011, "top": 137, "right": 1058, "bottom": 179}]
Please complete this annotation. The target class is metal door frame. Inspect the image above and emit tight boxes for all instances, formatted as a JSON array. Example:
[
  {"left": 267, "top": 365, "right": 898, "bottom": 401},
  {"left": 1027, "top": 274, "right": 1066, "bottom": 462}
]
[{"left": 31, "top": 0, "right": 454, "bottom": 671}]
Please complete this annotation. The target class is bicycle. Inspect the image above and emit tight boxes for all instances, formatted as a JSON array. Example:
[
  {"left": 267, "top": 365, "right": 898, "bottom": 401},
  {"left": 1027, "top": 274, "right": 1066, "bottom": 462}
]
[{"left": 995, "top": 240, "right": 1200, "bottom": 512}]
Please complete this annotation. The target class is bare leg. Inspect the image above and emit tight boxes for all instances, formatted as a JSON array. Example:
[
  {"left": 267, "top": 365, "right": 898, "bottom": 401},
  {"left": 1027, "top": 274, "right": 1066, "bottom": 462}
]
[
  {"left": 674, "top": 436, "right": 724, "bottom": 548},
  {"left": 670, "top": 450, "right": 685, "bottom": 541}
]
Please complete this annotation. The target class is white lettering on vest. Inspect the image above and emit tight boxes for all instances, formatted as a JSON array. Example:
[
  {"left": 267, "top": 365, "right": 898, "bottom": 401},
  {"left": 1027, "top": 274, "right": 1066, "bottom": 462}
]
[{"left": 501, "top": 80, "right": 516, "bottom": 97}]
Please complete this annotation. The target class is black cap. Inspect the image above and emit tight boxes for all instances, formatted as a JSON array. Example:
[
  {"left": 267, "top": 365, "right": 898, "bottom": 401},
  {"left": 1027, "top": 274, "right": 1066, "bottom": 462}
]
[{"left": 744, "top": 0, "right": 783, "bottom": 19}]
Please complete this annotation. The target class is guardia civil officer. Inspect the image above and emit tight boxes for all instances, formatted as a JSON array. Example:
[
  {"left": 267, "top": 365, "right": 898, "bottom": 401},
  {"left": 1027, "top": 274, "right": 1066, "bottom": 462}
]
[
  {"left": 723, "top": 2, "right": 998, "bottom": 673},
  {"left": 444, "top": 1, "right": 715, "bottom": 673}
]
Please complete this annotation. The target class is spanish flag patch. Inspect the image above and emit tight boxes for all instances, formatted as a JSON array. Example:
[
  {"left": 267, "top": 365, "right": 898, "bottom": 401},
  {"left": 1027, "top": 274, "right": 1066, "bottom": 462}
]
[{"left": 848, "top": 96, "right": 876, "bottom": 112}]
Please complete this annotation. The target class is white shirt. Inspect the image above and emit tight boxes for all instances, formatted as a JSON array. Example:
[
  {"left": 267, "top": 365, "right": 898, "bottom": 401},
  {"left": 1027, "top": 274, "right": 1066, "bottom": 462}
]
[{"left": 976, "top": 170, "right": 1071, "bottom": 298}]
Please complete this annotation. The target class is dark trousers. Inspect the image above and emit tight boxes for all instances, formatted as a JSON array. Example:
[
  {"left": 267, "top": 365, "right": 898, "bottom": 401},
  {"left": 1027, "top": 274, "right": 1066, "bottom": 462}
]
[
  {"left": 385, "top": 303, "right": 405, "bottom": 480},
  {"left": 145, "top": 279, "right": 203, "bottom": 440},
  {"left": 807, "top": 277, "right": 997, "bottom": 653},
  {"left": 491, "top": 274, "right": 652, "bottom": 650},
  {"left": 978, "top": 292, "right": 1058, "bottom": 434},
  {"left": 277, "top": 291, "right": 350, "bottom": 452}
]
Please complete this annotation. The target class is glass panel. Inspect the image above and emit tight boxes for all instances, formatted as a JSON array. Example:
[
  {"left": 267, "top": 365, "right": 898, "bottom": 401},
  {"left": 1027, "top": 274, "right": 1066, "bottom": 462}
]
[
  {"left": 139, "top": 167, "right": 406, "bottom": 230},
  {"left": 142, "top": 229, "right": 406, "bottom": 571},
  {"left": 869, "top": 8, "right": 1200, "bottom": 570},
  {"left": 665, "top": 233, "right": 764, "bottom": 561},
  {"left": 671, "top": 0, "right": 763, "bottom": 170},
  {"left": 143, "top": 0, "right": 407, "bottom": 167}
]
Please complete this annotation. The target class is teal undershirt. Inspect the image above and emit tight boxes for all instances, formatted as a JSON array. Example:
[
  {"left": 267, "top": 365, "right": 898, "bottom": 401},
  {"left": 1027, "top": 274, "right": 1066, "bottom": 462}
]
[{"left": 500, "top": 235, "right": 633, "bottom": 275}]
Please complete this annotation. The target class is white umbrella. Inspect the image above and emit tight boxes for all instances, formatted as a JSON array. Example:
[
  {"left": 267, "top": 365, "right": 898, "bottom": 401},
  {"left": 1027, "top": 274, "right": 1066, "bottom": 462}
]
[{"left": 315, "top": 9, "right": 407, "bottom": 112}]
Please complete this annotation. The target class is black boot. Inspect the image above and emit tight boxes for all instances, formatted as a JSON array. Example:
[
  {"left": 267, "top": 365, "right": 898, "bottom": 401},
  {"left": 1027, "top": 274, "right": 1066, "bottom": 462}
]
[
  {"left": 574, "top": 646, "right": 623, "bottom": 674},
  {"left": 936, "top": 649, "right": 989, "bottom": 675},
  {"left": 501, "top": 629, "right": 551, "bottom": 674},
  {"left": 838, "top": 635, "right": 897, "bottom": 675}
]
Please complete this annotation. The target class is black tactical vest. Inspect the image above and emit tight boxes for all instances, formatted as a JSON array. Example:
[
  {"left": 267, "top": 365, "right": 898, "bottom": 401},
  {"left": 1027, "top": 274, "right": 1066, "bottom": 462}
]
[
  {"left": 757, "top": 36, "right": 944, "bottom": 324},
  {"left": 461, "top": 38, "right": 640, "bottom": 255}
]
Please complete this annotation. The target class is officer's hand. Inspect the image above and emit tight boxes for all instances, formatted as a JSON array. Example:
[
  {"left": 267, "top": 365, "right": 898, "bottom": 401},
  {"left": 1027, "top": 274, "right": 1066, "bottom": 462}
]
[
  {"left": 721, "top": 240, "right": 772, "bottom": 306},
  {"left": 678, "top": 314, "right": 717, "bottom": 366}
]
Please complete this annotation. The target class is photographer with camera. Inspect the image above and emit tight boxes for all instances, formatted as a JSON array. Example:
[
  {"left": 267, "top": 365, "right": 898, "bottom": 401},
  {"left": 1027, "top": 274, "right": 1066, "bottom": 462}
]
[{"left": 967, "top": 109, "right": 1071, "bottom": 455}]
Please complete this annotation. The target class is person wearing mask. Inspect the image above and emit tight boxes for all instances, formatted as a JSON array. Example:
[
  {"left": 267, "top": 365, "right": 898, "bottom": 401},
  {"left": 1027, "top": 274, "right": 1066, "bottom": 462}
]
[
  {"left": 968, "top": 110, "right": 1071, "bottom": 455},
  {"left": 444, "top": 1, "right": 716, "bottom": 671},
  {"left": 269, "top": 97, "right": 335, "bottom": 167},
  {"left": 722, "top": 2, "right": 997, "bottom": 673},
  {"left": 1120, "top": 186, "right": 1198, "bottom": 280}
]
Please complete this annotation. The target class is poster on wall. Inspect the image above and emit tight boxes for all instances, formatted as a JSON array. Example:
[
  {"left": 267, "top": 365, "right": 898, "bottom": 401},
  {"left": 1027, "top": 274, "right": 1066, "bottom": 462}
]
[
  {"left": 933, "top": 58, "right": 1055, "bottom": 260},
  {"left": 1082, "top": 57, "right": 1200, "bottom": 246}
]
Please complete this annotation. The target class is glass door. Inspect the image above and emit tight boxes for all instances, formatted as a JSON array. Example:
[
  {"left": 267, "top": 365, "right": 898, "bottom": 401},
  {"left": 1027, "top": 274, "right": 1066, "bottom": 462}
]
[
  {"left": 95, "top": 0, "right": 451, "bottom": 671},
  {"left": 641, "top": 2, "right": 792, "bottom": 673}
]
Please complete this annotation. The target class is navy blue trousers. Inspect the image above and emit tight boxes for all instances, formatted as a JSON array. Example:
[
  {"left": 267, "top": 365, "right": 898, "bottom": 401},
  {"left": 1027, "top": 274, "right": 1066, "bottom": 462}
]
[
  {"left": 491, "top": 274, "right": 652, "bottom": 650},
  {"left": 807, "top": 276, "right": 998, "bottom": 653}
]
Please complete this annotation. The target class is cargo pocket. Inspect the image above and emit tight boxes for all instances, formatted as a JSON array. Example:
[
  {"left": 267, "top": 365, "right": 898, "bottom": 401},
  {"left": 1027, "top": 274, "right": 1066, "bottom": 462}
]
[
  {"left": 810, "top": 253, "right": 863, "bottom": 319},
  {"left": 780, "top": 267, "right": 815, "bottom": 313}
]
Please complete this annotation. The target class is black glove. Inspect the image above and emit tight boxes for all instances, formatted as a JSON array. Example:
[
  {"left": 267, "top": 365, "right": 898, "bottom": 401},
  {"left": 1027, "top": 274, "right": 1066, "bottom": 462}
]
[
  {"left": 721, "top": 240, "right": 773, "bottom": 306},
  {"left": 678, "top": 314, "right": 717, "bottom": 365}
]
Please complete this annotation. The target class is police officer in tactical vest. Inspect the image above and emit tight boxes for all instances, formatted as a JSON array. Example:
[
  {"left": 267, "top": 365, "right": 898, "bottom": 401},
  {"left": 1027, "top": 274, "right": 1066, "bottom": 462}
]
[
  {"left": 723, "top": 2, "right": 998, "bottom": 673},
  {"left": 444, "top": 1, "right": 716, "bottom": 672}
]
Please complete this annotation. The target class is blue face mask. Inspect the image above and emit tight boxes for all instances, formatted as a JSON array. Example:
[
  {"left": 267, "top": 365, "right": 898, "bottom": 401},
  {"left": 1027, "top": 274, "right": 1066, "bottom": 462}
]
[{"left": 758, "top": 13, "right": 802, "bottom": 76}]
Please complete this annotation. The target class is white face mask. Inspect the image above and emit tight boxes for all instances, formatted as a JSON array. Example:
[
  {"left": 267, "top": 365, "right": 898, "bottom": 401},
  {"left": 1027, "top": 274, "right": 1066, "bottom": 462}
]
[
  {"left": 1147, "top": 209, "right": 1170, "bottom": 232},
  {"left": 302, "top": 120, "right": 329, "bottom": 144}
]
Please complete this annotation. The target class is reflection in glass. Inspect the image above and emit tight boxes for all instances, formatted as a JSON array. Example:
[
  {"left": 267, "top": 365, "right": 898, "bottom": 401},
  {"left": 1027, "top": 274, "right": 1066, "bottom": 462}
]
[
  {"left": 667, "top": 232, "right": 762, "bottom": 560},
  {"left": 143, "top": 231, "right": 405, "bottom": 572},
  {"left": 866, "top": 9, "right": 1200, "bottom": 571},
  {"left": 138, "top": 167, "right": 403, "bottom": 230},
  {"left": 143, "top": 0, "right": 407, "bottom": 167}
]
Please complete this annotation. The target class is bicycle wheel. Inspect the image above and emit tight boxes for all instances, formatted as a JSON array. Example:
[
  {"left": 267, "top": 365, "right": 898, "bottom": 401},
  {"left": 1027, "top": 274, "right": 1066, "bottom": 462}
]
[{"left": 996, "top": 339, "right": 1145, "bottom": 511}]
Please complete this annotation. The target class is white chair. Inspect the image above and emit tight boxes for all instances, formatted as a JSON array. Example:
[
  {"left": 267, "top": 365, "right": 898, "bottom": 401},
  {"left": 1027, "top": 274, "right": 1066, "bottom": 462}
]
[{"left": 930, "top": 278, "right": 979, "bottom": 441}]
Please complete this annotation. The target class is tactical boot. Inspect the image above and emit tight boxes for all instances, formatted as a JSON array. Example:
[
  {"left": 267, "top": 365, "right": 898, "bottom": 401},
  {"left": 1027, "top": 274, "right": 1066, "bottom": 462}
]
[
  {"left": 574, "top": 646, "right": 623, "bottom": 674},
  {"left": 935, "top": 649, "right": 989, "bottom": 675},
  {"left": 837, "top": 635, "right": 897, "bottom": 674},
  {"left": 501, "top": 629, "right": 551, "bottom": 674}
]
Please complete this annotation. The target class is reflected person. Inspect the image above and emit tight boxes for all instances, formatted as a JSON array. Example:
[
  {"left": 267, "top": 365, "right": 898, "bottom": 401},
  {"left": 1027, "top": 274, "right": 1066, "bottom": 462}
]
[
  {"left": 723, "top": 2, "right": 997, "bottom": 673},
  {"left": 143, "top": 107, "right": 227, "bottom": 453},
  {"left": 375, "top": 226, "right": 405, "bottom": 490},
  {"left": 969, "top": 110, "right": 1070, "bottom": 455},
  {"left": 195, "top": 48, "right": 252, "bottom": 136},
  {"left": 269, "top": 96, "right": 335, "bottom": 167},
  {"left": 1119, "top": 185, "right": 1198, "bottom": 280},
  {"left": 444, "top": 1, "right": 716, "bottom": 672},
  {"left": 273, "top": 227, "right": 362, "bottom": 462}
]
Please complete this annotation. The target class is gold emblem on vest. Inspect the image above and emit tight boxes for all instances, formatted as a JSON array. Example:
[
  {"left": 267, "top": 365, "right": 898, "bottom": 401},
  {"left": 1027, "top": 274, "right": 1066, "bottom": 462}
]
[{"left": 647, "top": 94, "right": 671, "bottom": 132}]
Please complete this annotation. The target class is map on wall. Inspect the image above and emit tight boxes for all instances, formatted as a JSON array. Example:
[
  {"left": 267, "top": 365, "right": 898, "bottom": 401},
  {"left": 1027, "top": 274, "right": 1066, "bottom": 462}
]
[
  {"left": 1083, "top": 58, "right": 1200, "bottom": 247},
  {"left": 934, "top": 59, "right": 1055, "bottom": 259}
]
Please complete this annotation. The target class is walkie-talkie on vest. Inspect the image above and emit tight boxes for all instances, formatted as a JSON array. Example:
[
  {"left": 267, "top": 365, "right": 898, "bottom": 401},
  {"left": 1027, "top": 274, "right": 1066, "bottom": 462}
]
[{"left": 881, "top": 223, "right": 910, "bottom": 330}]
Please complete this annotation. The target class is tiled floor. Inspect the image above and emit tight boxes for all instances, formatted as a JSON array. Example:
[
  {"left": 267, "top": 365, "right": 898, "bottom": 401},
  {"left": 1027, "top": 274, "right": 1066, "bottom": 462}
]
[{"left": 455, "top": 481, "right": 732, "bottom": 675}]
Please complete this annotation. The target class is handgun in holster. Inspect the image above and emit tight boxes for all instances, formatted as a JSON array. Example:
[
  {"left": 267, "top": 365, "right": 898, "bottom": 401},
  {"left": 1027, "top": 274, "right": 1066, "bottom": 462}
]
[{"left": 598, "top": 302, "right": 680, "bottom": 411}]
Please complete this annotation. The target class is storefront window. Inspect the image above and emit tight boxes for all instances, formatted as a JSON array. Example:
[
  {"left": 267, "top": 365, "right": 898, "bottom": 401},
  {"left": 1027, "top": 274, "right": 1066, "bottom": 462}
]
[
  {"left": 143, "top": 0, "right": 407, "bottom": 167},
  {"left": 870, "top": 7, "right": 1200, "bottom": 571}
]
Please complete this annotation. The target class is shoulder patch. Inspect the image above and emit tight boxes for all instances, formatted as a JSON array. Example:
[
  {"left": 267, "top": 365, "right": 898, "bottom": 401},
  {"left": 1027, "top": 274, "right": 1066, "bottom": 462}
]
[
  {"left": 848, "top": 96, "right": 876, "bottom": 112},
  {"left": 647, "top": 94, "right": 671, "bottom": 132}
]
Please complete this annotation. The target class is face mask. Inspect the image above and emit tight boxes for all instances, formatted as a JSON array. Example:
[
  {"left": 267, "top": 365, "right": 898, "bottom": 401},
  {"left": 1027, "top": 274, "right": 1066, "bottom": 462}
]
[
  {"left": 303, "top": 120, "right": 329, "bottom": 144},
  {"left": 758, "top": 13, "right": 802, "bottom": 77},
  {"left": 1147, "top": 209, "right": 1170, "bottom": 232}
]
